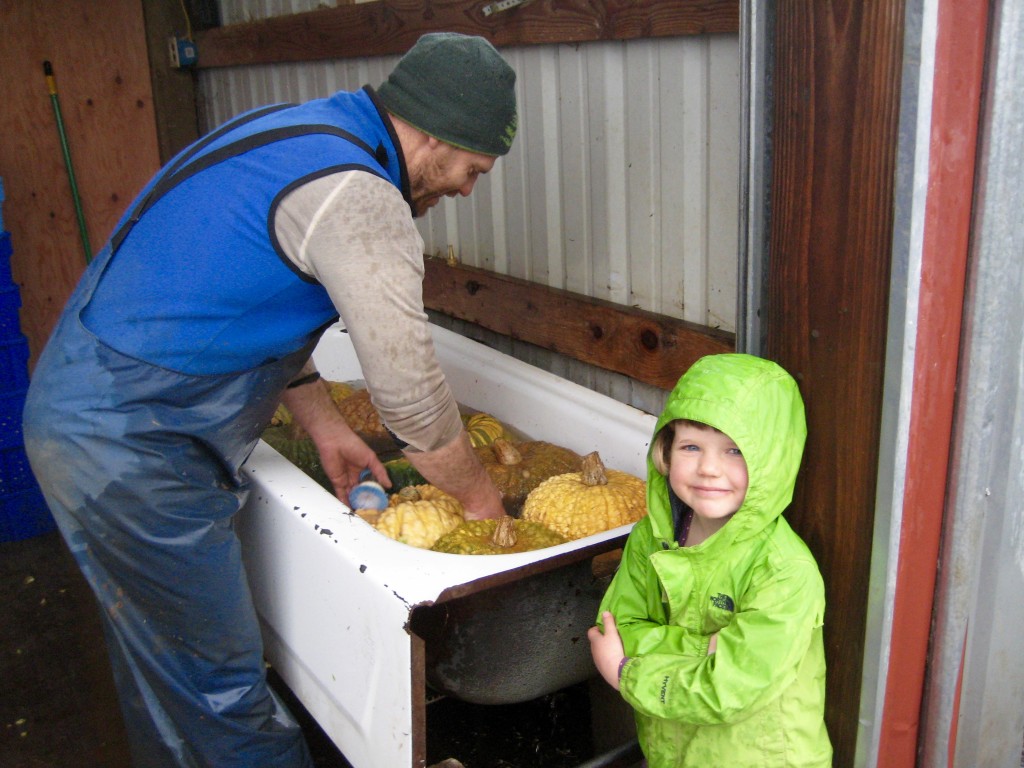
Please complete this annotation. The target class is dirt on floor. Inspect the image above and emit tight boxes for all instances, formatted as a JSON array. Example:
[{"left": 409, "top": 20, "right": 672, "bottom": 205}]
[
  {"left": 1, "top": 530, "right": 638, "bottom": 768},
  {"left": 0, "top": 530, "right": 356, "bottom": 768},
  {"left": 1, "top": 530, "right": 132, "bottom": 768}
]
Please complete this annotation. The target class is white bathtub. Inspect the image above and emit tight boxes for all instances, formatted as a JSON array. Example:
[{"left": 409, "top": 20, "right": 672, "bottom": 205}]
[{"left": 237, "top": 323, "right": 657, "bottom": 768}]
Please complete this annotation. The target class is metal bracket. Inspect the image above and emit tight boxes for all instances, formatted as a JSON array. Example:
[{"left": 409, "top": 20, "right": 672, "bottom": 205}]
[{"left": 482, "top": 0, "right": 532, "bottom": 17}]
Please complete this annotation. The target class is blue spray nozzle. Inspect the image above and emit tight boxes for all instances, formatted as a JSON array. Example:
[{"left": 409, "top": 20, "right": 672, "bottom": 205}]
[{"left": 349, "top": 469, "right": 388, "bottom": 511}]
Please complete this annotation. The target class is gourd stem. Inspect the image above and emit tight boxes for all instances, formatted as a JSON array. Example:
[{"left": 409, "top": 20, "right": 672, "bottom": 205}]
[
  {"left": 491, "top": 438, "right": 523, "bottom": 466},
  {"left": 491, "top": 516, "right": 518, "bottom": 547},
  {"left": 580, "top": 452, "right": 609, "bottom": 486}
]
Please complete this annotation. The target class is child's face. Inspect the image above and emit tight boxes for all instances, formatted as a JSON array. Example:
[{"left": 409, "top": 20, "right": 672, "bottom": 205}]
[{"left": 668, "top": 423, "right": 749, "bottom": 530}]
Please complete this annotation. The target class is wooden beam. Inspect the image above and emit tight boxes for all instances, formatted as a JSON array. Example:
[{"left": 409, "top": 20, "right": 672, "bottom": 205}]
[
  {"left": 195, "top": 0, "right": 739, "bottom": 69},
  {"left": 141, "top": 0, "right": 201, "bottom": 163},
  {"left": 766, "top": 2, "right": 904, "bottom": 766},
  {"left": 423, "top": 259, "right": 734, "bottom": 390}
]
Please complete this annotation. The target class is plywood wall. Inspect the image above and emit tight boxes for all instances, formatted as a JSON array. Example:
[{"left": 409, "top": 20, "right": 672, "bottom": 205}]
[{"left": 0, "top": 0, "right": 162, "bottom": 368}]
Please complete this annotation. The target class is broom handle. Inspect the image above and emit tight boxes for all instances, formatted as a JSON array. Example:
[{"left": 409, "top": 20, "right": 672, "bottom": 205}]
[{"left": 43, "top": 61, "right": 92, "bottom": 264}]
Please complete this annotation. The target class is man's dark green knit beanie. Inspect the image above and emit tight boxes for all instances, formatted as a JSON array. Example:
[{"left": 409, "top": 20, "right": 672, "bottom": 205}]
[{"left": 377, "top": 32, "right": 517, "bottom": 157}]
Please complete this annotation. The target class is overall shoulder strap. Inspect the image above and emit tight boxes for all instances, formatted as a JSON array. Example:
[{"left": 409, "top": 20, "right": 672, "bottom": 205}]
[{"left": 111, "top": 104, "right": 294, "bottom": 253}]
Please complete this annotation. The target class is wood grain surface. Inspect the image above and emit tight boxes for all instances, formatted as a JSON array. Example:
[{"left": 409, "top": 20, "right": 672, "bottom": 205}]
[
  {"left": 0, "top": 0, "right": 161, "bottom": 367},
  {"left": 423, "top": 258, "right": 734, "bottom": 390},
  {"left": 765, "top": 3, "right": 905, "bottom": 766},
  {"left": 195, "top": 0, "right": 739, "bottom": 68}
]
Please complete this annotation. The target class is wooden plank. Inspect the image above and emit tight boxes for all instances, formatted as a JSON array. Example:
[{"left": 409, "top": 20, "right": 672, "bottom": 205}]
[
  {"left": 423, "top": 259, "right": 734, "bottom": 390},
  {"left": 195, "top": 0, "right": 739, "bottom": 69},
  {"left": 765, "top": 2, "right": 905, "bottom": 766},
  {"left": 141, "top": 0, "right": 202, "bottom": 163},
  {"left": 0, "top": 0, "right": 161, "bottom": 369}
]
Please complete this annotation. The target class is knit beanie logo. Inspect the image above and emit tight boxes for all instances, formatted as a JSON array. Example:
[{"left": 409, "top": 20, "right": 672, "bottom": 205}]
[
  {"left": 377, "top": 32, "right": 518, "bottom": 157},
  {"left": 501, "top": 113, "right": 518, "bottom": 151}
]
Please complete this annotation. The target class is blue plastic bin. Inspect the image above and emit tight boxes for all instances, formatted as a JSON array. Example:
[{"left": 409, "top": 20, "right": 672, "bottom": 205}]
[
  {"left": 0, "top": 390, "right": 55, "bottom": 541},
  {"left": 0, "top": 334, "right": 30, "bottom": 391},
  {"left": 0, "top": 485, "right": 56, "bottom": 542},
  {"left": 0, "top": 389, "right": 26, "bottom": 448},
  {"left": 0, "top": 231, "right": 12, "bottom": 286},
  {"left": 0, "top": 287, "right": 21, "bottom": 337}
]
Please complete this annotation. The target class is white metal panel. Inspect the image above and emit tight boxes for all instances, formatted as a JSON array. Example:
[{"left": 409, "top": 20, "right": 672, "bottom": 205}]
[
  {"left": 197, "top": 35, "right": 739, "bottom": 325},
  {"left": 623, "top": 41, "right": 660, "bottom": 314},
  {"left": 217, "top": 0, "right": 341, "bottom": 26},
  {"left": 199, "top": 10, "right": 739, "bottom": 410},
  {"left": 706, "top": 34, "right": 742, "bottom": 331},
  {"left": 921, "top": 2, "right": 1024, "bottom": 766}
]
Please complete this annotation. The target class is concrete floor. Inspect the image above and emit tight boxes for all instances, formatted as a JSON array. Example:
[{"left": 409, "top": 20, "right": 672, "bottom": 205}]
[
  {"left": 1, "top": 530, "right": 132, "bottom": 768},
  {"left": 0, "top": 529, "right": 353, "bottom": 768},
  {"left": 1, "top": 528, "right": 640, "bottom": 768}
]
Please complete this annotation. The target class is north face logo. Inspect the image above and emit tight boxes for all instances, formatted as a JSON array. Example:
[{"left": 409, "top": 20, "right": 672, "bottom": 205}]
[
  {"left": 501, "top": 114, "right": 519, "bottom": 148},
  {"left": 710, "top": 593, "right": 735, "bottom": 611}
]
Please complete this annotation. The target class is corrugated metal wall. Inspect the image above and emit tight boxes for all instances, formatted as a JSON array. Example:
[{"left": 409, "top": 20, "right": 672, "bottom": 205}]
[
  {"left": 217, "top": 0, "right": 346, "bottom": 25},
  {"left": 200, "top": 4, "right": 740, "bottom": 413},
  {"left": 919, "top": 2, "right": 1024, "bottom": 765}
]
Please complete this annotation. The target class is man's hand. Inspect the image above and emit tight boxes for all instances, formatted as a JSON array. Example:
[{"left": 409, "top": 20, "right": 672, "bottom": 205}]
[
  {"left": 280, "top": 378, "right": 389, "bottom": 500},
  {"left": 312, "top": 421, "right": 388, "bottom": 500},
  {"left": 404, "top": 431, "right": 504, "bottom": 520},
  {"left": 280, "top": 366, "right": 502, "bottom": 518},
  {"left": 588, "top": 611, "right": 626, "bottom": 691}
]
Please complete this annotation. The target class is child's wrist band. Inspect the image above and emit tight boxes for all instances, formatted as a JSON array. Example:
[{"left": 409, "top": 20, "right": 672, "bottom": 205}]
[{"left": 618, "top": 656, "right": 630, "bottom": 679}]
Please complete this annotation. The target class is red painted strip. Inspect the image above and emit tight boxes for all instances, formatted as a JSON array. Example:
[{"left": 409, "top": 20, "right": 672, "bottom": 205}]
[
  {"left": 875, "top": 1, "right": 989, "bottom": 766},
  {"left": 948, "top": 626, "right": 968, "bottom": 767}
]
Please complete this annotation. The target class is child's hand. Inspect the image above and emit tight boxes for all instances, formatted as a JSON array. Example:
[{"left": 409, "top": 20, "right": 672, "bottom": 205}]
[
  {"left": 708, "top": 632, "right": 718, "bottom": 654},
  {"left": 588, "top": 611, "right": 626, "bottom": 691}
]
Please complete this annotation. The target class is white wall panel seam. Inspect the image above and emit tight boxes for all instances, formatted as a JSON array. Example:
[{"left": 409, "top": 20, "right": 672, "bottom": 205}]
[
  {"left": 540, "top": 47, "right": 564, "bottom": 289},
  {"left": 602, "top": 44, "right": 631, "bottom": 307}
]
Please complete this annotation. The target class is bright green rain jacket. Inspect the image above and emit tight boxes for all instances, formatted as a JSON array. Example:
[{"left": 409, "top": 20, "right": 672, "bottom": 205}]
[{"left": 598, "top": 354, "right": 832, "bottom": 767}]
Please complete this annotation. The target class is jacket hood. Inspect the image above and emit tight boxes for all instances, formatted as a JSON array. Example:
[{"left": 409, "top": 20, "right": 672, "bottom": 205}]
[{"left": 647, "top": 353, "right": 806, "bottom": 546}]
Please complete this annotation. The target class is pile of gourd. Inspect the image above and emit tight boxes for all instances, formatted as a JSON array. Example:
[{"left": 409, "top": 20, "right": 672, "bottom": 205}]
[{"left": 262, "top": 381, "right": 647, "bottom": 555}]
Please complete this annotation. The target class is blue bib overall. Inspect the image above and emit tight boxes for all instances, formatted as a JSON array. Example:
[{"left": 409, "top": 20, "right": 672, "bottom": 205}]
[{"left": 22, "top": 88, "right": 407, "bottom": 768}]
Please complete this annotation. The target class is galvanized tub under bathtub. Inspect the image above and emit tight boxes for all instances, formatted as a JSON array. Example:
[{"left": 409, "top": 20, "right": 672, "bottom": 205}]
[{"left": 236, "top": 323, "right": 657, "bottom": 768}]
